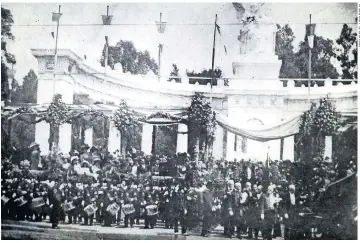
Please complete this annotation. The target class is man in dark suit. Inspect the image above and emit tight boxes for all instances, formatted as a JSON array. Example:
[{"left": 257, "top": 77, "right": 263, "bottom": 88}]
[
  {"left": 48, "top": 181, "right": 62, "bottom": 229},
  {"left": 259, "top": 185, "right": 277, "bottom": 240},
  {"left": 200, "top": 181, "right": 214, "bottom": 237},
  {"left": 281, "top": 184, "right": 299, "bottom": 240}
]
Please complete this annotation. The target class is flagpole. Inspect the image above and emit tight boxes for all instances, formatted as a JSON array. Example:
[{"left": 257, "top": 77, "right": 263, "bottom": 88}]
[
  {"left": 210, "top": 14, "right": 218, "bottom": 107},
  {"left": 53, "top": 5, "right": 61, "bottom": 94}
]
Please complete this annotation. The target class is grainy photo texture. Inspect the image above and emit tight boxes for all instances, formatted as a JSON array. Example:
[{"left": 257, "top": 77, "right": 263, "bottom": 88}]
[{"left": 1, "top": 2, "right": 358, "bottom": 240}]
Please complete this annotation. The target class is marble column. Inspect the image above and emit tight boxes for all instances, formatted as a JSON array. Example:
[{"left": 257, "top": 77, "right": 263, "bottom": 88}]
[
  {"left": 35, "top": 121, "right": 50, "bottom": 155},
  {"left": 85, "top": 127, "right": 93, "bottom": 147},
  {"left": 212, "top": 125, "right": 224, "bottom": 160},
  {"left": 176, "top": 123, "right": 188, "bottom": 153},
  {"left": 59, "top": 123, "right": 72, "bottom": 154},
  {"left": 283, "top": 135, "right": 295, "bottom": 161},
  {"left": 324, "top": 136, "right": 332, "bottom": 160},
  {"left": 141, "top": 123, "right": 153, "bottom": 155},
  {"left": 226, "top": 132, "right": 235, "bottom": 161},
  {"left": 108, "top": 120, "right": 121, "bottom": 153}
]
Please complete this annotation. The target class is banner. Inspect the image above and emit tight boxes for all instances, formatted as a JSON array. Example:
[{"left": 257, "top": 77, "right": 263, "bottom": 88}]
[{"left": 216, "top": 114, "right": 301, "bottom": 142}]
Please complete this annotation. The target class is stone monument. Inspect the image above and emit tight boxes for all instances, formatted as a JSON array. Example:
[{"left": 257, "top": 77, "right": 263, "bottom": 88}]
[{"left": 232, "top": 3, "right": 282, "bottom": 80}]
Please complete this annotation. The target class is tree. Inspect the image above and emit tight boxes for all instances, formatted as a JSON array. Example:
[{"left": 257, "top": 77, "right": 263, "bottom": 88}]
[
  {"left": 294, "top": 36, "right": 339, "bottom": 86},
  {"left": 275, "top": 24, "right": 339, "bottom": 86},
  {"left": 336, "top": 24, "right": 357, "bottom": 81},
  {"left": 186, "top": 68, "right": 222, "bottom": 85},
  {"left": 100, "top": 40, "right": 158, "bottom": 75},
  {"left": 22, "top": 69, "right": 38, "bottom": 103},
  {"left": 1, "top": 7, "right": 16, "bottom": 104},
  {"left": 275, "top": 24, "right": 301, "bottom": 81},
  {"left": 168, "top": 63, "right": 181, "bottom": 83}
]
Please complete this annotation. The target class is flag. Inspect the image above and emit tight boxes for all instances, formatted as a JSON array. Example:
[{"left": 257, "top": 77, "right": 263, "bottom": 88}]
[
  {"left": 306, "top": 24, "right": 316, "bottom": 36},
  {"left": 224, "top": 45, "right": 227, "bottom": 54},
  {"left": 215, "top": 23, "right": 221, "bottom": 36},
  {"left": 51, "top": 32, "right": 54, "bottom": 39},
  {"left": 52, "top": 13, "right": 62, "bottom": 22}
]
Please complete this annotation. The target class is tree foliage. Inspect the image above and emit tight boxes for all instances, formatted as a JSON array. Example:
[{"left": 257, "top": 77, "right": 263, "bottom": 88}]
[
  {"left": 100, "top": 40, "right": 158, "bottom": 75},
  {"left": 186, "top": 68, "right": 222, "bottom": 85},
  {"left": 336, "top": 24, "right": 357, "bottom": 80},
  {"left": 22, "top": 69, "right": 38, "bottom": 103},
  {"left": 275, "top": 24, "right": 339, "bottom": 86},
  {"left": 168, "top": 63, "right": 181, "bottom": 83},
  {"left": 1, "top": 7, "right": 16, "bottom": 103}
]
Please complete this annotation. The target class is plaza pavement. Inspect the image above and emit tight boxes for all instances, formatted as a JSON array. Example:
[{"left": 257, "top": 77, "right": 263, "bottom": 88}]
[{"left": 1, "top": 219, "right": 285, "bottom": 240}]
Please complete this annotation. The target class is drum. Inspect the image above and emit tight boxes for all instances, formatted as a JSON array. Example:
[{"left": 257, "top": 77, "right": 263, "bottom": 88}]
[
  {"left": 106, "top": 203, "right": 120, "bottom": 216},
  {"left": 1, "top": 195, "right": 10, "bottom": 204},
  {"left": 84, "top": 204, "right": 97, "bottom": 216},
  {"left": 31, "top": 197, "right": 45, "bottom": 209},
  {"left": 63, "top": 201, "right": 75, "bottom": 212},
  {"left": 145, "top": 205, "right": 158, "bottom": 216},
  {"left": 122, "top": 204, "right": 135, "bottom": 215},
  {"left": 15, "top": 196, "right": 27, "bottom": 206}
]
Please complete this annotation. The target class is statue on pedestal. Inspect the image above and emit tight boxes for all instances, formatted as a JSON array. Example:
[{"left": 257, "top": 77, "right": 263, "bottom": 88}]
[{"left": 233, "top": 3, "right": 276, "bottom": 55}]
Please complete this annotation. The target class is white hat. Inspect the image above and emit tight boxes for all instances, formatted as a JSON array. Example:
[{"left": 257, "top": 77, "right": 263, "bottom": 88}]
[
  {"left": 289, "top": 184, "right": 295, "bottom": 190},
  {"left": 71, "top": 156, "right": 79, "bottom": 163},
  {"left": 227, "top": 180, "right": 234, "bottom": 185}
]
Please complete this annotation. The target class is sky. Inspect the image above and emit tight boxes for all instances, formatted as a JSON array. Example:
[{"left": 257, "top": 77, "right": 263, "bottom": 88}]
[{"left": 2, "top": 2, "right": 357, "bottom": 84}]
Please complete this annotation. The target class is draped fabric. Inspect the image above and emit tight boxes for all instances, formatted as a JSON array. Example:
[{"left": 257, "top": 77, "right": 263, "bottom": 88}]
[{"left": 216, "top": 114, "right": 302, "bottom": 142}]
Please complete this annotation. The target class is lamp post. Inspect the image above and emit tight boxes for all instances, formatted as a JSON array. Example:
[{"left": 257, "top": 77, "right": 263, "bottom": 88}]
[
  {"left": 102, "top": 5, "right": 113, "bottom": 75},
  {"left": 155, "top": 13, "right": 167, "bottom": 82},
  {"left": 307, "top": 14, "right": 315, "bottom": 104}
]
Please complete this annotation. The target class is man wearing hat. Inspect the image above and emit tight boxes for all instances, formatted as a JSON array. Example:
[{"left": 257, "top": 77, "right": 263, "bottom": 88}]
[{"left": 281, "top": 184, "right": 300, "bottom": 240}]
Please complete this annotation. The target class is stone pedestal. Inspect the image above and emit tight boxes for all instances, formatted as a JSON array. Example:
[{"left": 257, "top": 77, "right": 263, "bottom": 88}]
[
  {"left": 283, "top": 136, "right": 295, "bottom": 161},
  {"left": 59, "top": 123, "right": 72, "bottom": 154},
  {"left": 141, "top": 124, "right": 153, "bottom": 155},
  {"left": 35, "top": 121, "right": 50, "bottom": 155},
  {"left": 213, "top": 125, "right": 224, "bottom": 159},
  {"left": 108, "top": 121, "right": 121, "bottom": 153},
  {"left": 324, "top": 136, "right": 332, "bottom": 160},
  {"left": 176, "top": 124, "right": 188, "bottom": 153},
  {"left": 85, "top": 127, "right": 93, "bottom": 147}
]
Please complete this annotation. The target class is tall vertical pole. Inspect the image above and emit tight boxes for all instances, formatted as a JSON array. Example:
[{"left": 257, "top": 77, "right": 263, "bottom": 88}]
[
  {"left": 104, "top": 6, "right": 109, "bottom": 75},
  {"left": 210, "top": 14, "right": 218, "bottom": 106},
  {"left": 53, "top": 5, "right": 61, "bottom": 94},
  {"left": 158, "top": 13, "right": 162, "bottom": 82},
  {"left": 105, "top": 36, "right": 109, "bottom": 75},
  {"left": 308, "top": 14, "right": 312, "bottom": 103}
]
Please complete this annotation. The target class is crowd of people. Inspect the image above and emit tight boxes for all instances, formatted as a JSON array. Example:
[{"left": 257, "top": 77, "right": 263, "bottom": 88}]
[{"left": 1, "top": 142, "right": 357, "bottom": 239}]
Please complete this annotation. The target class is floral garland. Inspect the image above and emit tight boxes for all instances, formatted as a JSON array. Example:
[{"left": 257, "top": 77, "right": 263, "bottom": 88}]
[
  {"left": 111, "top": 100, "right": 139, "bottom": 134},
  {"left": 188, "top": 93, "right": 216, "bottom": 142},
  {"left": 45, "top": 94, "right": 70, "bottom": 126},
  {"left": 313, "top": 98, "right": 340, "bottom": 135},
  {"left": 299, "top": 98, "right": 340, "bottom": 137},
  {"left": 141, "top": 111, "right": 183, "bottom": 123}
]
